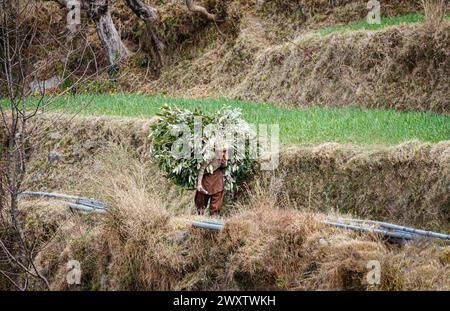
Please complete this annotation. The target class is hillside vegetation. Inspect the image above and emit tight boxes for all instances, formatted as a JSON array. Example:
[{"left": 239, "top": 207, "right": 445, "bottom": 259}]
[
  {"left": 29, "top": 0, "right": 449, "bottom": 112},
  {"left": 1, "top": 0, "right": 449, "bottom": 291}
]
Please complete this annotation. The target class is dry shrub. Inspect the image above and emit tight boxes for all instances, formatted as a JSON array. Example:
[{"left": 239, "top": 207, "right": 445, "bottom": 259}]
[
  {"left": 85, "top": 144, "right": 170, "bottom": 231},
  {"left": 26, "top": 144, "right": 183, "bottom": 290},
  {"left": 206, "top": 184, "right": 448, "bottom": 291},
  {"left": 422, "top": 0, "right": 447, "bottom": 28},
  {"left": 382, "top": 243, "right": 450, "bottom": 290},
  {"left": 67, "top": 144, "right": 190, "bottom": 290}
]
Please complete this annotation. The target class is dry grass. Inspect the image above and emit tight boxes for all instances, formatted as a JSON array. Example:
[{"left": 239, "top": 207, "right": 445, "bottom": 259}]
[
  {"left": 2, "top": 1, "right": 449, "bottom": 290},
  {"left": 17, "top": 148, "right": 450, "bottom": 290},
  {"left": 144, "top": 16, "right": 450, "bottom": 113},
  {"left": 132, "top": 1, "right": 443, "bottom": 112},
  {"left": 235, "top": 23, "right": 450, "bottom": 113},
  {"left": 5, "top": 117, "right": 447, "bottom": 291},
  {"left": 422, "top": 0, "right": 447, "bottom": 28},
  {"left": 252, "top": 141, "right": 450, "bottom": 231},
  {"left": 25, "top": 115, "right": 450, "bottom": 230}
]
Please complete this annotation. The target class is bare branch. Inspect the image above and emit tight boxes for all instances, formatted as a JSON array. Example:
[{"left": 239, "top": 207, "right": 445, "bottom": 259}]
[
  {"left": 124, "top": 0, "right": 165, "bottom": 70},
  {"left": 185, "top": 0, "right": 221, "bottom": 22}
]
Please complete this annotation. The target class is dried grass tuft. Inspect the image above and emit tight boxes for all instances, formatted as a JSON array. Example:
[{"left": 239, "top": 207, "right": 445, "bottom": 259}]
[{"left": 422, "top": 0, "right": 447, "bottom": 28}]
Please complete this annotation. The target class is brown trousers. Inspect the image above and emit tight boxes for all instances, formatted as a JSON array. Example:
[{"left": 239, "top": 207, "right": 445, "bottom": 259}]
[
  {"left": 195, "top": 168, "right": 225, "bottom": 215},
  {"left": 195, "top": 190, "right": 224, "bottom": 216}
]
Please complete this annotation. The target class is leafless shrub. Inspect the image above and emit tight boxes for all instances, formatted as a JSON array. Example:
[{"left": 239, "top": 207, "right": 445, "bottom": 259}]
[
  {"left": 0, "top": 0, "right": 113, "bottom": 290},
  {"left": 422, "top": 0, "right": 447, "bottom": 28}
]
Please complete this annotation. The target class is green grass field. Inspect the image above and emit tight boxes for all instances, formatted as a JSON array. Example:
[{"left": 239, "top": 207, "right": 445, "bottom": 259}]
[
  {"left": 17, "top": 93, "right": 450, "bottom": 146},
  {"left": 318, "top": 13, "right": 450, "bottom": 36}
]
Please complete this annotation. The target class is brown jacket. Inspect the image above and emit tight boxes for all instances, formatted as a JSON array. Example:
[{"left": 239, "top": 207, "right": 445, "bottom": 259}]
[
  {"left": 201, "top": 168, "right": 224, "bottom": 194},
  {"left": 197, "top": 157, "right": 227, "bottom": 195}
]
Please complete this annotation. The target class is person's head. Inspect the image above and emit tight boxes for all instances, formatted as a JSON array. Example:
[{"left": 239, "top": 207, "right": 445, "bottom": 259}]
[{"left": 214, "top": 139, "right": 228, "bottom": 159}]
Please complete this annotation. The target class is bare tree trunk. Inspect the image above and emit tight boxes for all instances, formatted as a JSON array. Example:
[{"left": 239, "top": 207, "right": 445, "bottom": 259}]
[
  {"left": 52, "top": 0, "right": 224, "bottom": 72},
  {"left": 53, "top": 0, "right": 128, "bottom": 67},
  {"left": 124, "top": 0, "right": 165, "bottom": 71},
  {"left": 85, "top": 0, "right": 129, "bottom": 67},
  {"left": 185, "top": 0, "right": 220, "bottom": 21}
]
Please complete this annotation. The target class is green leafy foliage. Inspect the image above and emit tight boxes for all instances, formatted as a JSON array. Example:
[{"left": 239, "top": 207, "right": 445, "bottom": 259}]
[{"left": 149, "top": 105, "right": 254, "bottom": 192}]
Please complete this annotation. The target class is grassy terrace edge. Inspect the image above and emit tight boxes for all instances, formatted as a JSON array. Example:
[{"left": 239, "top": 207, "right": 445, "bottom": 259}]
[
  {"left": 317, "top": 13, "right": 450, "bottom": 36},
  {"left": 4, "top": 93, "right": 448, "bottom": 146}
]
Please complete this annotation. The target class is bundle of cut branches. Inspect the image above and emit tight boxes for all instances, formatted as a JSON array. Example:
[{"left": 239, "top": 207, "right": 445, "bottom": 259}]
[{"left": 149, "top": 105, "right": 254, "bottom": 192}]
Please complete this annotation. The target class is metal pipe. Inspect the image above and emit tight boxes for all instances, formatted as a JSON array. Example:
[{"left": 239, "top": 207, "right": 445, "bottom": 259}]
[
  {"left": 48, "top": 199, "right": 106, "bottom": 213},
  {"left": 20, "top": 191, "right": 91, "bottom": 202},
  {"left": 77, "top": 199, "right": 106, "bottom": 209},
  {"left": 192, "top": 221, "right": 224, "bottom": 231},
  {"left": 68, "top": 203, "right": 106, "bottom": 214},
  {"left": 202, "top": 219, "right": 225, "bottom": 226},
  {"left": 322, "top": 221, "right": 417, "bottom": 240},
  {"left": 73, "top": 200, "right": 106, "bottom": 210},
  {"left": 19, "top": 191, "right": 107, "bottom": 213},
  {"left": 349, "top": 219, "right": 450, "bottom": 240},
  {"left": 49, "top": 199, "right": 106, "bottom": 212},
  {"left": 20, "top": 191, "right": 106, "bottom": 208}
]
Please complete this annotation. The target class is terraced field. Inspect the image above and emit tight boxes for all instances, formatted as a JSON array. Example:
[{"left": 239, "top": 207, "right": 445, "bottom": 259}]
[{"left": 23, "top": 94, "right": 450, "bottom": 145}]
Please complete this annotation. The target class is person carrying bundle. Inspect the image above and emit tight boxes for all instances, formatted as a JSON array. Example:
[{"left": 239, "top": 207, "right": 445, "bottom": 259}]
[{"left": 195, "top": 146, "right": 228, "bottom": 217}]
